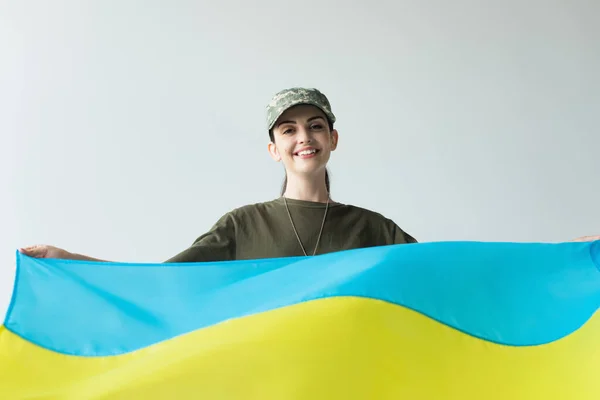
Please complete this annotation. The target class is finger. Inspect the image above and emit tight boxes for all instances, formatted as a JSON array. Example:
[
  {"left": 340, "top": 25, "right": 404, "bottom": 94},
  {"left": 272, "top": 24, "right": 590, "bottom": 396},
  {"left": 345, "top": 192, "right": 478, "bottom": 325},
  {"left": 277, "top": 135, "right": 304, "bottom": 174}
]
[
  {"left": 19, "top": 245, "right": 47, "bottom": 257},
  {"left": 570, "top": 235, "right": 600, "bottom": 242}
]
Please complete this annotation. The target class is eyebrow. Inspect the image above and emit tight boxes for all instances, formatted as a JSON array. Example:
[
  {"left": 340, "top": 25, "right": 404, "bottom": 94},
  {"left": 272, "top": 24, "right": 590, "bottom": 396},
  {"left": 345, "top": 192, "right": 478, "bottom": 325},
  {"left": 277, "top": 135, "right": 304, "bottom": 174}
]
[{"left": 275, "top": 115, "right": 325, "bottom": 128}]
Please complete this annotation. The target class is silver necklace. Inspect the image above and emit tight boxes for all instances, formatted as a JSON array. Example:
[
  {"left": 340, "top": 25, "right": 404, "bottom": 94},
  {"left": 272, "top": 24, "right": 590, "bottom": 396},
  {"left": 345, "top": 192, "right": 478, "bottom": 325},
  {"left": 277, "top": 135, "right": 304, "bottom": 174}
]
[{"left": 283, "top": 195, "right": 329, "bottom": 256}]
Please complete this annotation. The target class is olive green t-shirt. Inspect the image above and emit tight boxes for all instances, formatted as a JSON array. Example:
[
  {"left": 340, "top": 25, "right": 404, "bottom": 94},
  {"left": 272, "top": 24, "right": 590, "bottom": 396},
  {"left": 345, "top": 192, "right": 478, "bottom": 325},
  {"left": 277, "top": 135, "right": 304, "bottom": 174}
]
[{"left": 165, "top": 198, "right": 416, "bottom": 263}]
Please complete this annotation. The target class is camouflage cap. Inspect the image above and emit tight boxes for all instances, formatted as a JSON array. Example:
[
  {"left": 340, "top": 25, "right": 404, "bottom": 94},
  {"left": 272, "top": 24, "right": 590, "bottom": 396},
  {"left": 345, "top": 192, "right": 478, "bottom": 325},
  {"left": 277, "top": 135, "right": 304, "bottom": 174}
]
[{"left": 266, "top": 87, "right": 336, "bottom": 131}]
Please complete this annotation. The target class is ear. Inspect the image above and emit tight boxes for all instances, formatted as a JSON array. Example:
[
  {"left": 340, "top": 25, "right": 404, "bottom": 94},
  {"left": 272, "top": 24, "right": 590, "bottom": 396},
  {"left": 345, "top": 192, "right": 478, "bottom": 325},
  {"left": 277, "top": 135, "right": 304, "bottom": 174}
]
[
  {"left": 330, "top": 129, "right": 339, "bottom": 151},
  {"left": 267, "top": 141, "right": 281, "bottom": 162}
]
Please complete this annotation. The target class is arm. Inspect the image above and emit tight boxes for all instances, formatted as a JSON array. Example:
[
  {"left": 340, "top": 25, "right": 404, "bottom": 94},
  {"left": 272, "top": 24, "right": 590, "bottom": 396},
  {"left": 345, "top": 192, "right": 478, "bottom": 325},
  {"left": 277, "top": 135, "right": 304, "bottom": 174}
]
[
  {"left": 19, "top": 213, "right": 237, "bottom": 264},
  {"left": 392, "top": 223, "right": 418, "bottom": 244},
  {"left": 19, "top": 245, "right": 111, "bottom": 262},
  {"left": 164, "top": 212, "right": 237, "bottom": 263}
]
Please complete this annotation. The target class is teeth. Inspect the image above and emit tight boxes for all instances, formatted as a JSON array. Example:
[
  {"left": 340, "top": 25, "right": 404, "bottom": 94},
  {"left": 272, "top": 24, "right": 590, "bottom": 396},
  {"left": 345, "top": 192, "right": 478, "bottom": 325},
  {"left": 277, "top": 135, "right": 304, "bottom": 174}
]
[{"left": 298, "top": 149, "right": 316, "bottom": 156}]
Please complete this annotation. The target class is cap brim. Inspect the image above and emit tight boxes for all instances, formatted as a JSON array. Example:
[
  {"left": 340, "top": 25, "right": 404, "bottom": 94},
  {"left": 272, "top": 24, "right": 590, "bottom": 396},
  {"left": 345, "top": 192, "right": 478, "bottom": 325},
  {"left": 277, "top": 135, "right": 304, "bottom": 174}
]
[{"left": 268, "top": 101, "right": 335, "bottom": 130}]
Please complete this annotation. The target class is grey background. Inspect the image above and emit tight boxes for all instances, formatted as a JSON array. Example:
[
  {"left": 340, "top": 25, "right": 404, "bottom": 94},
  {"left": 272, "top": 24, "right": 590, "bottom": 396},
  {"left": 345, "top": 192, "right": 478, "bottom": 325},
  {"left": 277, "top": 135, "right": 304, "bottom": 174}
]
[{"left": 1, "top": 0, "right": 598, "bottom": 318}]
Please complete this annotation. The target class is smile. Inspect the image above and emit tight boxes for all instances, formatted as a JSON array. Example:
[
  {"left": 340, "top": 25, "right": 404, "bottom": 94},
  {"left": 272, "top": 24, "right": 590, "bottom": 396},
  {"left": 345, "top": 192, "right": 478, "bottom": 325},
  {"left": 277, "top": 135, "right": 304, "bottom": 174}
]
[{"left": 294, "top": 149, "right": 319, "bottom": 157}]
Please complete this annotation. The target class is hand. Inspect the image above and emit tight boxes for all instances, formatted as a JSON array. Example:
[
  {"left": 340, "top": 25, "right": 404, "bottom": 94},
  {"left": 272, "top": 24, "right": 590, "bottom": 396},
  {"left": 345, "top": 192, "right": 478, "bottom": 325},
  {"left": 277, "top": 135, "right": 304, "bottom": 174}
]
[
  {"left": 19, "top": 245, "right": 73, "bottom": 259},
  {"left": 569, "top": 235, "right": 600, "bottom": 242}
]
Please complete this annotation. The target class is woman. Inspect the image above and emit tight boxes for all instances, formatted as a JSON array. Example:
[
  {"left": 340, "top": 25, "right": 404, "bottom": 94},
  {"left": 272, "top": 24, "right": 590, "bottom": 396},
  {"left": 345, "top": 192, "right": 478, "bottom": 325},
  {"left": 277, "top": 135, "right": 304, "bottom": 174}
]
[
  {"left": 19, "top": 87, "right": 598, "bottom": 262},
  {"left": 20, "top": 87, "right": 418, "bottom": 263}
]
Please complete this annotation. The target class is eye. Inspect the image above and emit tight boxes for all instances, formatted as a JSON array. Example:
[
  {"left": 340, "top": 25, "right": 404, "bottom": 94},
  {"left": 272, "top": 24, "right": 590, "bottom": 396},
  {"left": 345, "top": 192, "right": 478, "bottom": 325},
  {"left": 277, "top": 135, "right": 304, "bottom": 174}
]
[
  {"left": 282, "top": 127, "right": 294, "bottom": 135},
  {"left": 310, "top": 123, "right": 324, "bottom": 130}
]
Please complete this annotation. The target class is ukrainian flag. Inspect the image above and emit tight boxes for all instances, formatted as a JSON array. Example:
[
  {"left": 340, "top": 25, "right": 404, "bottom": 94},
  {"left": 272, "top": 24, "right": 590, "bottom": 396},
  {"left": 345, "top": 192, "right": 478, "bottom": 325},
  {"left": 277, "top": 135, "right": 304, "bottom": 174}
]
[{"left": 1, "top": 241, "right": 599, "bottom": 399}]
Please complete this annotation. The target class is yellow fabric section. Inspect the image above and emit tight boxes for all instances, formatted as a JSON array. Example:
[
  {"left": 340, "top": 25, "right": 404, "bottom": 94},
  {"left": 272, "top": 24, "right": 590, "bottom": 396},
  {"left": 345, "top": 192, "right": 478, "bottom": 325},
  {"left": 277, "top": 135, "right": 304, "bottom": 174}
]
[{"left": 0, "top": 297, "right": 598, "bottom": 400}]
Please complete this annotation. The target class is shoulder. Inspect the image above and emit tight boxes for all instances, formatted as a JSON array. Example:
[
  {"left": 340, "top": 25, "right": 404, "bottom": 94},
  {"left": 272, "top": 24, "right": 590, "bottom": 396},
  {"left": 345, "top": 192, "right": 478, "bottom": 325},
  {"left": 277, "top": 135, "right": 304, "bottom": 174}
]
[
  {"left": 230, "top": 199, "right": 280, "bottom": 214},
  {"left": 337, "top": 202, "right": 418, "bottom": 243},
  {"left": 338, "top": 202, "right": 396, "bottom": 224},
  {"left": 217, "top": 199, "right": 281, "bottom": 221}
]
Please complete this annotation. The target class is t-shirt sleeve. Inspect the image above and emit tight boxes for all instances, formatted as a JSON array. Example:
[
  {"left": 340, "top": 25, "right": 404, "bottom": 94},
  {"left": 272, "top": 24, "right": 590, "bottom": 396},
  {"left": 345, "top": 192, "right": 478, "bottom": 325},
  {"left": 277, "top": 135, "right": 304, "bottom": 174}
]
[
  {"left": 393, "top": 223, "right": 418, "bottom": 244},
  {"left": 164, "top": 212, "right": 237, "bottom": 263}
]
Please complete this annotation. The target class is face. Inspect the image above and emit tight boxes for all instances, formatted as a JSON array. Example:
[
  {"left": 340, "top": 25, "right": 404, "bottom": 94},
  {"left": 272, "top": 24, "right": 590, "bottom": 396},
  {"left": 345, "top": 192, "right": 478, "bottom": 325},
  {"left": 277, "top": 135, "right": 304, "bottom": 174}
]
[{"left": 268, "top": 105, "right": 338, "bottom": 177}]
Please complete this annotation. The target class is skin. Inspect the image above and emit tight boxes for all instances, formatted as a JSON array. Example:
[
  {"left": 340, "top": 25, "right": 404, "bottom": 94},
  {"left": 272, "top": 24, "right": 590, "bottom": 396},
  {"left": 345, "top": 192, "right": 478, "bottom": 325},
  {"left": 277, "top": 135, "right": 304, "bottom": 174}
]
[
  {"left": 18, "top": 104, "right": 599, "bottom": 259},
  {"left": 19, "top": 245, "right": 79, "bottom": 260},
  {"left": 268, "top": 104, "right": 338, "bottom": 203}
]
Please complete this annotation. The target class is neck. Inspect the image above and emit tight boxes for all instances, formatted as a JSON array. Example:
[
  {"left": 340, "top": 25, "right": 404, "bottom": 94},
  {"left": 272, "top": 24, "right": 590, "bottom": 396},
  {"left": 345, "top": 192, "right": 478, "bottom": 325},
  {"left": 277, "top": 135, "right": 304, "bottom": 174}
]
[{"left": 283, "top": 172, "right": 330, "bottom": 203}]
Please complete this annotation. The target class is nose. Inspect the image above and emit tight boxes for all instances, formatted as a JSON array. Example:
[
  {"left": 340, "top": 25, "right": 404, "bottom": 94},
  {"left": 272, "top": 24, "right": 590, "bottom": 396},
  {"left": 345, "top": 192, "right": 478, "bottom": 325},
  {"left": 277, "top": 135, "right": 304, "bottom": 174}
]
[{"left": 296, "top": 126, "right": 312, "bottom": 143}]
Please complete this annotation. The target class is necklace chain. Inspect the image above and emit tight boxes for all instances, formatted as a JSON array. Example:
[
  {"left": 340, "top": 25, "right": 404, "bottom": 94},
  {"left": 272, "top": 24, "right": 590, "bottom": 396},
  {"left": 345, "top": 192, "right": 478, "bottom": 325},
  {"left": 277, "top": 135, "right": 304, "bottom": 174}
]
[{"left": 283, "top": 196, "right": 329, "bottom": 256}]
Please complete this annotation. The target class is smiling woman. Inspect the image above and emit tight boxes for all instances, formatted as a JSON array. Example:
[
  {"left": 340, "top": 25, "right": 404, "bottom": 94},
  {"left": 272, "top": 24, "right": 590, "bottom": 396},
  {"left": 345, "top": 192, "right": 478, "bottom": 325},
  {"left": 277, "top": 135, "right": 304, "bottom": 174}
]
[
  {"left": 161, "top": 88, "right": 418, "bottom": 261},
  {"left": 18, "top": 88, "right": 598, "bottom": 263},
  {"left": 20, "top": 88, "right": 418, "bottom": 263}
]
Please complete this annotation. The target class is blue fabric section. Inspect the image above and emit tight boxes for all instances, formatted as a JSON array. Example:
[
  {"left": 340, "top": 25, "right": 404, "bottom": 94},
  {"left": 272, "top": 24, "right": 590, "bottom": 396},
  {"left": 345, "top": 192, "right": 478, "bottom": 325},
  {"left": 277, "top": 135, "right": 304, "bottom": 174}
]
[
  {"left": 5, "top": 241, "right": 600, "bottom": 356},
  {"left": 591, "top": 240, "right": 600, "bottom": 270}
]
